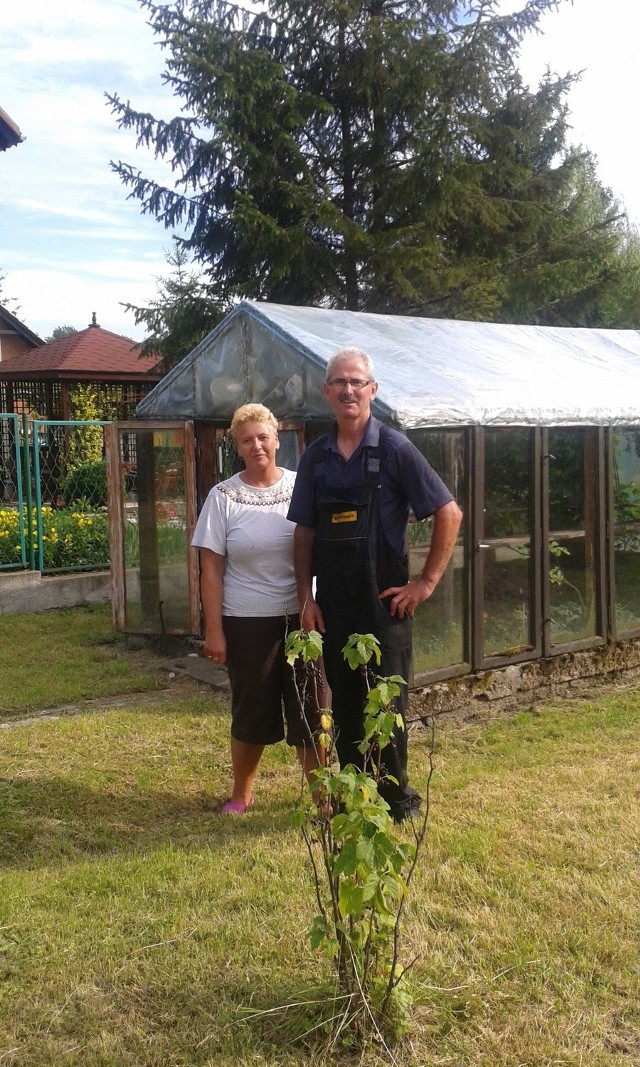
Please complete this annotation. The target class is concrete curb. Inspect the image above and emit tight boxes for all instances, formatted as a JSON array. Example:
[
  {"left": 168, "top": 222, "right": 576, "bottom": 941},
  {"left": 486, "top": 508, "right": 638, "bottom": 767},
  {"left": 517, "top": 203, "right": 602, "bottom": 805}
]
[{"left": 1, "top": 570, "right": 111, "bottom": 614}]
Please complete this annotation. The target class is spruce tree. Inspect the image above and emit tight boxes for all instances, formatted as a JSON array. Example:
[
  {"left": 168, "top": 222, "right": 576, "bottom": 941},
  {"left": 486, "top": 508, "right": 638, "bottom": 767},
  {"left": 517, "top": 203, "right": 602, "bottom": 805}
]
[
  {"left": 108, "top": 0, "right": 631, "bottom": 327},
  {"left": 121, "top": 243, "right": 225, "bottom": 371}
]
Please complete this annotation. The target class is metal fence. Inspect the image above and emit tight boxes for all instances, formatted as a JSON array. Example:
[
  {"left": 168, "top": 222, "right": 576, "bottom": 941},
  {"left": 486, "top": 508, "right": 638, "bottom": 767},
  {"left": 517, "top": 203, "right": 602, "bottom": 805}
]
[{"left": 0, "top": 415, "right": 110, "bottom": 574}]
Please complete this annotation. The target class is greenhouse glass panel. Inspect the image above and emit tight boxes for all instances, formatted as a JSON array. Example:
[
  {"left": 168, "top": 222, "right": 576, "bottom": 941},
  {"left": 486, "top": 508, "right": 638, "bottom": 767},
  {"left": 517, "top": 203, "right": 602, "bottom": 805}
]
[
  {"left": 123, "top": 427, "right": 192, "bottom": 632},
  {"left": 548, "top": 429, "right": 599, "bottom": 645},
  {"left": 407, "top": 429, "right": 465, "bottom": 672},
  {"left": 482, "top": 428, "right": 534, "bottom": 658},
  {"left": 612, "top": 428, "right": 640, "bottom": 632},
  {"left": 277, "top": 429, "right": 300, "bottom": 472}
]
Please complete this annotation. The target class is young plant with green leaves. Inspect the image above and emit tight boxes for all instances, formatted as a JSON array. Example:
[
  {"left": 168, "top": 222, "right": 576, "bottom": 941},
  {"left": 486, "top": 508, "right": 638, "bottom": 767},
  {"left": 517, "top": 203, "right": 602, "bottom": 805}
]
[{"left": 285, "top": 628, "right": 434, "bottom": 1051}]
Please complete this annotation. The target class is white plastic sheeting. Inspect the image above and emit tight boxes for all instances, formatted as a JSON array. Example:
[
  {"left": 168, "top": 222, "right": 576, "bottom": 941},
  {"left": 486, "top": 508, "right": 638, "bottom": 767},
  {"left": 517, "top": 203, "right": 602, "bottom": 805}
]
[{"left": 136, "top": 301, "right": 640, "bottom": 428}]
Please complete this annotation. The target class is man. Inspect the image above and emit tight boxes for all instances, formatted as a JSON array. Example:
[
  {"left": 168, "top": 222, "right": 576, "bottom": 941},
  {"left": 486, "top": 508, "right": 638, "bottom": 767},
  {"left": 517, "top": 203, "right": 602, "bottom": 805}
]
[{"left": 288, "top": 346, "right": 462, "bottom": 821}]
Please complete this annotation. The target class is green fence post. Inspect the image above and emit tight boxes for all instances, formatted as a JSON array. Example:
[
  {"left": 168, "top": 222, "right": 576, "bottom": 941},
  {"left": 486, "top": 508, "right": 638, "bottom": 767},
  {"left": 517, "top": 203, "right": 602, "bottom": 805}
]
[
  {"left": 33, "top": 419, "right": 45, "bottom": 572},
  {"left": 22, "top": 413, "right": 35, "bottom": 571}
]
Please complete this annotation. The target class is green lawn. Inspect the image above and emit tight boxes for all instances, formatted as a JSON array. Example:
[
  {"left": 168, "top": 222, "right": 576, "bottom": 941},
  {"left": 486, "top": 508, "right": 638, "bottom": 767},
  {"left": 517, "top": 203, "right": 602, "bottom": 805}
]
[
  {"left": 0, "top": 608, "right": 639, "bottom": 1065},
  {"left": 0, "top": 605, "right": 164, "bottom": 713}
]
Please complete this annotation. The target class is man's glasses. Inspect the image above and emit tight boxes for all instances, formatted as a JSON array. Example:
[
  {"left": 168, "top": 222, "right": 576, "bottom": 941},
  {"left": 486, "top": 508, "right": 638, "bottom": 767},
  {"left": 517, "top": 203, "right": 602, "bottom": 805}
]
[{"left": 326, "top": 377, "right": 373, "bottom": 390}]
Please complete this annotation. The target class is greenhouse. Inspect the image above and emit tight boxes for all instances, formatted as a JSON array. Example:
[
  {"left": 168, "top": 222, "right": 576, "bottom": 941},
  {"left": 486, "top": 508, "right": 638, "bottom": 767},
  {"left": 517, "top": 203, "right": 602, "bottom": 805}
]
[{"left": 106, "top": 300, "right": 640, "bottom": 697}]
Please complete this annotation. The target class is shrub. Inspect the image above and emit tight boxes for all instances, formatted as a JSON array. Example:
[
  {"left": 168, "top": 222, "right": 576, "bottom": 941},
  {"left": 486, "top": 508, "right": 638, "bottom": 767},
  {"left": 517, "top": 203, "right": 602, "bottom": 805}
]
[
  {"left": 286, "top": 630, "right": 425, "bottom": 1048},
  {"left": 0, "top": 506, "right": 109, "bottom": 570},
  {"left": 41, "top": 508, "right": 110, "bottom": 569},
  {"left": 63, "top": 460, "right": 107, "bottom": 509}
]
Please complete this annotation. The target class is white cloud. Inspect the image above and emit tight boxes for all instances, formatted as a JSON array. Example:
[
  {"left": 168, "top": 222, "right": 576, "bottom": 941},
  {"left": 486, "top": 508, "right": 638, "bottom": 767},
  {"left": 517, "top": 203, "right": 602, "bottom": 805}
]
[
  {"left": 1, "top": 0, "right": 180, "bottom": 340},
  {"left": 508, "top": 0, "right": 640, "bottom": 222},
  {"left": 8, "top": 265, "right": 166, "bottom": 341},
  {"left": 2, "top": 0, "right": 167, "bottom": 84},
  {"left": 11, "top": 198, "right": 119, "bottom": 226}
]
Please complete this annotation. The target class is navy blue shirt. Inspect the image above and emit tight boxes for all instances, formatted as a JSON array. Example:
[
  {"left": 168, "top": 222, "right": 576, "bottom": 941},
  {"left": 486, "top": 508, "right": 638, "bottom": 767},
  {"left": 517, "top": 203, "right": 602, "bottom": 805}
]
[{"left": 288, "top": 417, "right": 454, "bottom": 557}]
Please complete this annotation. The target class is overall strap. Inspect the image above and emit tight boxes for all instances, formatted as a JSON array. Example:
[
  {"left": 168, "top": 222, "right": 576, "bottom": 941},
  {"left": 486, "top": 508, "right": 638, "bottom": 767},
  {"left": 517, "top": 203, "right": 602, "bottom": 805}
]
[{"left": 365, "top": 422, "right": 394, "bottom": 491}]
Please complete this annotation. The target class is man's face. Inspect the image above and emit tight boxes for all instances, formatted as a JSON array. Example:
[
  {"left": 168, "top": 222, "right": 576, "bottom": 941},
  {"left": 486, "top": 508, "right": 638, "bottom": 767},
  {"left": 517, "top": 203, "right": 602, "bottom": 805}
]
[{"left": 323, "top": 357, "right": 378, "bottom": 423}]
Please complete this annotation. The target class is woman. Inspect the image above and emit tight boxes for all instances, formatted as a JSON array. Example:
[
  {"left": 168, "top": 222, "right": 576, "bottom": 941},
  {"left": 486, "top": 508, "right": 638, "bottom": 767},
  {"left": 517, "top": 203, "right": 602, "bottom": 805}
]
[{"left": 191, "top": 403, "right": 321, "bottom": 814}]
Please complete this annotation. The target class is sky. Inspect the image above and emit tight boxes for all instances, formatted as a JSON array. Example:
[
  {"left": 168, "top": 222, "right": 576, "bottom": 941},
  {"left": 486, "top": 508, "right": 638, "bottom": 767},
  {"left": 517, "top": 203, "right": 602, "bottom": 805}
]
[{"left": 1, "top": 0, "right": 640, "bottom": 344}]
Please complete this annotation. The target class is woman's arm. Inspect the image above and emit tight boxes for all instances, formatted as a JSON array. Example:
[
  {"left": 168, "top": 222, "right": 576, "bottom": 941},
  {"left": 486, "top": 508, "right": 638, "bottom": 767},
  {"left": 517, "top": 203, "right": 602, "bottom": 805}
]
[{"left": 199, "top": 548, "right": 227, "bottom": 663}]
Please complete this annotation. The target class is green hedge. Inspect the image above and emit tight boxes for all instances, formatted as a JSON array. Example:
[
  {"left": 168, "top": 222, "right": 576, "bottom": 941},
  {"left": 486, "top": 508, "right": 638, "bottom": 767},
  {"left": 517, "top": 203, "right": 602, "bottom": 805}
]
[{"left": 63, "top": 460, "right": 107, "bottom": 509}]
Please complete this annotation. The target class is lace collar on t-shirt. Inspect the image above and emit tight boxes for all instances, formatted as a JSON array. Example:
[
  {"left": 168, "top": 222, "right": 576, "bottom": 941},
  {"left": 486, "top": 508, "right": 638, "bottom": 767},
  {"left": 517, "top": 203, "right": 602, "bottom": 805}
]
[{"left": 216, "top": 472, "right": 293, "bottom": 507}]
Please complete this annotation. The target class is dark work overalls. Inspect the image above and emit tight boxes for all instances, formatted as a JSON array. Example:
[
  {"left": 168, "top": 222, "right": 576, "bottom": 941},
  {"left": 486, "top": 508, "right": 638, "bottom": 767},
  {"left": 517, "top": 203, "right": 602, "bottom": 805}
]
[{"left": 313, "top": 430, "right": 421, "bottom": 821}]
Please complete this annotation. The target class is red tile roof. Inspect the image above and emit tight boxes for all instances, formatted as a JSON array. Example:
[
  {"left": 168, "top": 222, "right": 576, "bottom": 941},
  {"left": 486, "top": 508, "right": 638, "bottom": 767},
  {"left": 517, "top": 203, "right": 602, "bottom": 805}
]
[{"left": 0, "top": 323, "right": 162, "bottom": 381}]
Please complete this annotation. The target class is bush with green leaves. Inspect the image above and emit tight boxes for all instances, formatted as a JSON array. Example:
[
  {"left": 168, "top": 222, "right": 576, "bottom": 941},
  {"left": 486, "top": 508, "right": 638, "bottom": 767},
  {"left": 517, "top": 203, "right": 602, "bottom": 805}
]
[
  {"left": 285, "top": 629, "right": 433, "bottom": 1051},
  {"left": 62, "top": 460, "right": 107, "bottom": 509},
  {"left": 0, "top": 506, "right": 109, "bottom": 570},
  {"left": 1, "top": 503, "right": 189, "bottom": 573}
]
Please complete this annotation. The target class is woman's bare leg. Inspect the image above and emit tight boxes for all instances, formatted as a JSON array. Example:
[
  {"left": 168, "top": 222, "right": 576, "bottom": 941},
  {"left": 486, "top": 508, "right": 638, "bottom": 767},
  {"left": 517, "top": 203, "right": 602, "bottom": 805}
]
[{"left": 229, "top": 737, "right": 265, "bottom": 804}]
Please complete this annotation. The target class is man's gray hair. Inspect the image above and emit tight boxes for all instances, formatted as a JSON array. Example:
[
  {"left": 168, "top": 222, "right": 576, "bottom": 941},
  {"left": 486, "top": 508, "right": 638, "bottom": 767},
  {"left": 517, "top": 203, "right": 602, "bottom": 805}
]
[{"left": 325, "top": 346, "right": 376, "bottom": 382}]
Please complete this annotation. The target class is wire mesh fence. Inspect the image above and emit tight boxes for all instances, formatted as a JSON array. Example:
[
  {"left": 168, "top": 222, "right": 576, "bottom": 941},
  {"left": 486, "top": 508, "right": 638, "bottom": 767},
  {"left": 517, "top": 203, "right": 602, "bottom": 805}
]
[{"left": 0, "top": 415, "right": 111, "bottom": 573}]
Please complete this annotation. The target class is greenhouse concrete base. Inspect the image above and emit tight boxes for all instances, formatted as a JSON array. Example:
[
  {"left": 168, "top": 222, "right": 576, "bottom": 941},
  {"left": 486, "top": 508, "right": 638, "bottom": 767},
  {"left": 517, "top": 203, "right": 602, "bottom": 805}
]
[
  {"left": 412, "top": 637, "right": 640, "bottom": 720},
  {"left": 0, "top": 570, "right": 111, "bottom": 615}
]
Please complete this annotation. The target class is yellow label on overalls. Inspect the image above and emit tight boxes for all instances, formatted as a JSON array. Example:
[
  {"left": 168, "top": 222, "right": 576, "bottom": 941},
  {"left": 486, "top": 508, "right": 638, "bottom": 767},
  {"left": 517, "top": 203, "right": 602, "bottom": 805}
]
[{"left": 331, "top": 510, "right": 357, "bottom": 523}]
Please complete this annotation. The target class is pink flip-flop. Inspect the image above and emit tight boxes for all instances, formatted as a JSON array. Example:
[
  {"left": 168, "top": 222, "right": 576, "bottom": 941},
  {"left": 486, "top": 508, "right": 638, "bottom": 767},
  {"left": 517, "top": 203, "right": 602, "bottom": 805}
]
[{"left": 220, "top": 796, "right": 255, "bottom": 815}]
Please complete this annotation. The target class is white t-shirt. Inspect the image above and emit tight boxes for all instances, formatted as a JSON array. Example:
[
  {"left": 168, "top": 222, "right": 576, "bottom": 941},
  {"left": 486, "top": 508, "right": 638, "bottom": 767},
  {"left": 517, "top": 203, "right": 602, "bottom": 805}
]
[{"left": 191, "top": 469, "right": 298, "bottom": 617}]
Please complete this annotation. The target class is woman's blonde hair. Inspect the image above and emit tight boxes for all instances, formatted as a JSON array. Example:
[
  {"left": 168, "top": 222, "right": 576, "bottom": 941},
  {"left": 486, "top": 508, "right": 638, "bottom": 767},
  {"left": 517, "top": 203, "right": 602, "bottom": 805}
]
[{"left": 229, "top": 403, "right": 278, "bottom": 441}]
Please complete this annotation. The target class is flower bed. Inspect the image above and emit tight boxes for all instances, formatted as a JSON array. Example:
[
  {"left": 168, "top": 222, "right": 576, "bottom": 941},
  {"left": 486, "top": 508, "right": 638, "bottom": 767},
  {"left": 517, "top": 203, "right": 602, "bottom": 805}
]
[
  {"left": 0, "top": 506, "right": 109, "bottom": 570},
  {"left": 1, "top": 503, "right": 189, "bottom": 573}
]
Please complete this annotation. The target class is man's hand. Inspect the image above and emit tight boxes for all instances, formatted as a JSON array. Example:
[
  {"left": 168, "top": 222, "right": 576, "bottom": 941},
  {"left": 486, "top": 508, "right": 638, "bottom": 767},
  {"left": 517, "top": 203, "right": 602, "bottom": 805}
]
[
  {"left": 381, "top": 499, "right": 462, "bottom": 618},
  {"left": 380, "top": 576, "right": 432, "bottom": 619}
]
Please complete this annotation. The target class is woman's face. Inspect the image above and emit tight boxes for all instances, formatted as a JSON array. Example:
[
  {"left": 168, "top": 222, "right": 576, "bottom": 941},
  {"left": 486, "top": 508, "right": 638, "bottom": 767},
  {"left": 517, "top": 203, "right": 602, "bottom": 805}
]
[{"left": 235, "top": 420, "right": 279, "bottom": 472}]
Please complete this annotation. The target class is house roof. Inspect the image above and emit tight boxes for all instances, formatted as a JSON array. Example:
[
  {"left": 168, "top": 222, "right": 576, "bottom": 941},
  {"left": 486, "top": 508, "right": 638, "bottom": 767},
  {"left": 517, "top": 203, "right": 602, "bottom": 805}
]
[
  {"left": 0, "top": 320, "right": 162, "bottom": 382},
  {"left": 0, "top": 303, "right": 44, "bottom": 348},
  {"left": 0, "top": 107, "right": 23, "bottom": 151},
  {"left": 135, "top": 300, "right": 640, "bottom": 428}
]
